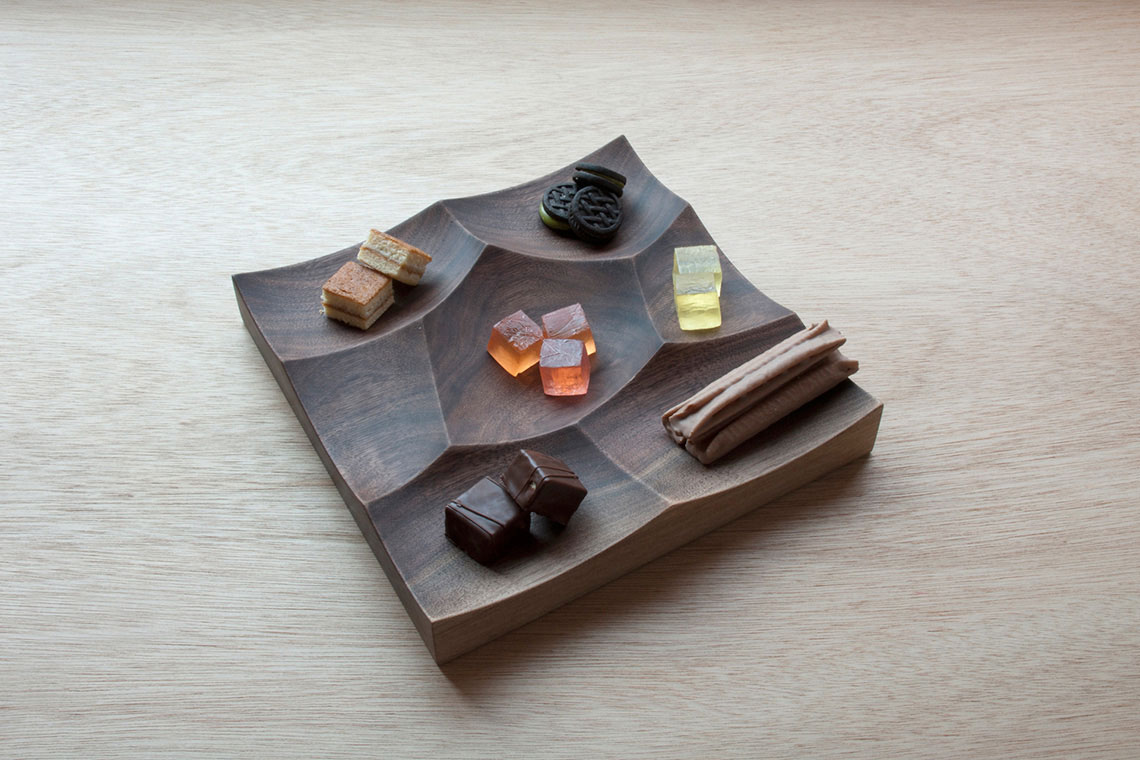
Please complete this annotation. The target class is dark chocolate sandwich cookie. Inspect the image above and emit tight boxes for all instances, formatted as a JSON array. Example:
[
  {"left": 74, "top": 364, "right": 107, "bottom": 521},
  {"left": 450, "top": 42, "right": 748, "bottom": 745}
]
[
  {"left": 539, "top": 203, "right": 570, "bottom": 231},
  {"left": 575, "top": 163, "right": 627, "bottom": 186},
  {"left": 540, "top": 182, "right": 575, "bottom": 232},
  {"left": 573, "top": 163, "right": 627, "bottom": 196},
  {"left": 568, "top": 185, "right": 623, "bottom": 244}
]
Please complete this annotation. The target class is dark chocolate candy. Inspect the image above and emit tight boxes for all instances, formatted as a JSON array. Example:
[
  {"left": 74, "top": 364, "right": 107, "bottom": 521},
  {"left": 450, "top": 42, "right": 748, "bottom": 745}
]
[
  {"left": 502, "top": 449, "right": 587, "bottom": 525},
  {"left": 445, "top": 476, "right": 530, "bottom": 564}
]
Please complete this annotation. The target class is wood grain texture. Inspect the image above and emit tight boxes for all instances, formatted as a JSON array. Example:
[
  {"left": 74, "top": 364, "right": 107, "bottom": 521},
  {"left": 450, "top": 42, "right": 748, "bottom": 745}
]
[
  {"left": 234, "top": 137, "right": 881, "bottom": 661},
  {"left": 2, "top": 0, "right": 1139, "bottom": 757}
]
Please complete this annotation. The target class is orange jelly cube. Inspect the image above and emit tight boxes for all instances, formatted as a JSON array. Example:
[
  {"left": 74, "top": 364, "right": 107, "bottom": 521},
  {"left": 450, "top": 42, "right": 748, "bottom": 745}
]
[
  {"left": 539, "top": 339, "right": 590, "bottom": 396},
  {"left": 541, "top": 302, "right": 596, "bottom": 355},
  {"left": 487, "top": 310, "right": 543, "bottom": 376}
]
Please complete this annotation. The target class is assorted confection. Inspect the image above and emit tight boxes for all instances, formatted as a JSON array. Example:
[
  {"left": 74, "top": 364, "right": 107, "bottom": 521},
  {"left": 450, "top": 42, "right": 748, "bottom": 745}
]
[
  {"left": 487, "top": 303, "right": 595, "bottom": 397},
  {"left": 320, "top": 261, "right": 393, "bottom": 329},
  {"left": 320, "top": 228, "right": 434, "bottom": 330},
  {"left": 539, "top": 338, "right": 590, "bottom": 396},
  {"left": 444, "top": 476, "right": 531, "bottom": 566},
  {"left": 538, "top": 183, "right": 575, "bottom": 232},
  {"left": 673, "top": 245, "right": 723, "bottom": 330},
  {"left": 674, "top": 245, "right": 722, "bottom": 294},
  {"left": 572, "top": 163, "right": 625, "bottom": 197},
  {"left": 358, "top": 228, "right": 433, "bottom": 286},
  {"left": 662, "top": 321, "right": 858, "bottom": 464},
  {"left": 445, "top": 450, "right": 588, "bottom": 564},
  {"left": 487, "top": 309, "right": 544, "bottom": 377},
  {"left": 673, "top": 271, "right": 721, "bottom": 331},
  {"left": 501, "top": 450, "right": 587, "bottom": 525},
  {"left": 540, "top": 163, "right": 626, "bottom": 244},
  {"left": 309, "top": 157, "right": 862, "bottom": 566},
  {"left": 541, "top": 302, "right": 596, "bottom": 355}
]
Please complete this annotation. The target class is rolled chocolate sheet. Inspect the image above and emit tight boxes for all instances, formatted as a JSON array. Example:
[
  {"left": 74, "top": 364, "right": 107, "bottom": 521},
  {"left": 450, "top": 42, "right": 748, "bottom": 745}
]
[{"left": 662, "top": 321, "right": 859, "bottom": 464}]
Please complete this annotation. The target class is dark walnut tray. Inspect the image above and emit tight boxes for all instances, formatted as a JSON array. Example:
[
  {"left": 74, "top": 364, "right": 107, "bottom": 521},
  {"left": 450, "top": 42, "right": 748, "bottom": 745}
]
[{"left": 233, "top": 137, "right": 882, "bottom": 664}]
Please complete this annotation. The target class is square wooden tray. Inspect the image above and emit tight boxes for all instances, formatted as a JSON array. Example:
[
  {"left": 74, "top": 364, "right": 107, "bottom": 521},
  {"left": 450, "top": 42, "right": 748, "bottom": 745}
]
[{"left": 233, "top": 136, "right": 882, "bottom": 663}]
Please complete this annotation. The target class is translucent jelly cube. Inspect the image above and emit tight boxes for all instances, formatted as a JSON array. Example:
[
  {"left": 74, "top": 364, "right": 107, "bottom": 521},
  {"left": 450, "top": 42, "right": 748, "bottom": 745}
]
[
  {"left": 539, "top": 339, "right": 590, "bottom": 396},
  {"left": 673, "top": 272, "right": 721, "bottom": 331},
  {"left": 673, "top": 245, "right": 722, "bottom": 294},
  {"left": 541, "top": 302, "right": 596, "bottom": 355},
  {"left": 487, "top": 310, "right": 543, "bottom": 376}
]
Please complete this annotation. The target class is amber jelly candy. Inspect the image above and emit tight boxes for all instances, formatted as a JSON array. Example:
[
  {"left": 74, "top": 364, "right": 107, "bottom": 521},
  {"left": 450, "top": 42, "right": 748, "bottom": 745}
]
[
  {"left": 487, "top": 310, "right": 543, "bottom": 376},
  {"left": 541, "top": 303, "right": 596, "bottom": 355},
  {"left": 539, "top": 339, "right": 590, "bottom": 396}
]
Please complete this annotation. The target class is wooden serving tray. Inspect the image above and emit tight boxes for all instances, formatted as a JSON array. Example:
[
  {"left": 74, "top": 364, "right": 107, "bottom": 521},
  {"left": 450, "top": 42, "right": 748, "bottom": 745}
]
[{"left": 233, "top": 137, "right": 883, "bottom": 664}]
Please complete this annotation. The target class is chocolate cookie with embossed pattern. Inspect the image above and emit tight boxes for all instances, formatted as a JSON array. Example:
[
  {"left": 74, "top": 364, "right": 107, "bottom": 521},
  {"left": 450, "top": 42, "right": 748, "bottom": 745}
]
[
  {"left": 567, "top": 185, "right": 623, "bottom": 244},
  {"left": 539, "top": 181, "right": 576, "bottom": 232}
]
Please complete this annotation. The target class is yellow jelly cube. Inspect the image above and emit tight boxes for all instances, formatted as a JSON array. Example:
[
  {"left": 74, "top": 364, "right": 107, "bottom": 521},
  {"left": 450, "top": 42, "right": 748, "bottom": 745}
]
[
  {"left": 673, "top": 272, "right": 721, "bottom": 331},
  {"left": 673, "top": 245, "right": 722, "bottom": 295}
]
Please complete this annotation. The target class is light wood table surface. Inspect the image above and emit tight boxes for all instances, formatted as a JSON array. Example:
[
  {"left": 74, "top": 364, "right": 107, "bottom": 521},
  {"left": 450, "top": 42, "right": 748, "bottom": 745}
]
[{"left": 3, "top": 2, "right": 1138, "bottom": 757}]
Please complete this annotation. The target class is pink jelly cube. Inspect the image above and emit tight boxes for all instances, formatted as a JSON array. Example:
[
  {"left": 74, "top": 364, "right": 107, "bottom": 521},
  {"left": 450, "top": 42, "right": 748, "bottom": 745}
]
[
  {"left": 539, "top": 339, "right": 589, "bottom": 396},
  {"left": 541, "top": 303, "right": 596, "bottom": 355},
  {"left": 487, "top": 310, "right": 543, "bottom": 376}
]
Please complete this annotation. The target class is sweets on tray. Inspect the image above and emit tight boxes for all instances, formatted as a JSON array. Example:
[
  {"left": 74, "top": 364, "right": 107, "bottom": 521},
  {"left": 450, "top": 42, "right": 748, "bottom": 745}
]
[
  {"left": 540, "top": 163, "right": 625, "bottom": 244},
  {"left": 539, "top": 183, "right": 576, "bottom": 233},
  {"left": 674, "top": 245, "right": 722, "bottom": 295},
  {"left": 502, "top": 450, "right": 587, "bottom": 525},
  {"left": 539, "top": 339, "right": 590, "bottom": 396},
  {"left": 487, "top": 309, "right": 544, "bottom": 376},
  {"left": 662, "top": 321, "right": 858, "bottom": 464},
  {"left": 568, "top": 186, "right": 623, "bottom": 244},
  {"left": 445, "top": 451, "right": 588, "bottom": 564},
  {"left": 673, "top": 271, "right": 721, "bottom": 331},
  {"left": 445, "top": 477, "right": 530, "bottom": 565},
  {"left": 320, "top": 261, "right": 394, "bottom": 330},
  {"left": 357, "top": 228, "right": 433, "bottom": 285},
  {"left": 488, "top": 304, "right": 597, "bottom": 396},
  {"left": 572, "top": 163, "right": 626, "bottom": 196},
  {"left": 320, "top": 228, "right": 433, "bottom": 330},
  {"left": 541, "top": 302, "right": 596, "bottom": 355}
]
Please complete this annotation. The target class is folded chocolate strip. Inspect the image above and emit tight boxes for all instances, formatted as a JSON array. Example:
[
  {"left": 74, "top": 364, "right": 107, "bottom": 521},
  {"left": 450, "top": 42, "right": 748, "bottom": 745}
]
[
  {"left": 687, "top": 351, "right": 858, "bottom": 464},
  {"left": 663, "top": 321, "right": 832, "bottom": 424},
  {"left": 662, "top": 321, "right": 859, "bottom": 464},
  {"left": 680, "top": 339, "right": 840, "bottom": 441},
  {"left": 663, "top": 321, "right": 845, "bottom": 442}
]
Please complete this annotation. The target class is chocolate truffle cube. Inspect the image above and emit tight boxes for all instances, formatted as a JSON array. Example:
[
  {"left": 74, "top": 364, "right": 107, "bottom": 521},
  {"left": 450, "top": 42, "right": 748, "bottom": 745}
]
[
  {"left": 445, "top": 477, "right": 530, "bottom": 565},
  {"left": 502, "top": 450, "right": 588, "bottom": 525}
]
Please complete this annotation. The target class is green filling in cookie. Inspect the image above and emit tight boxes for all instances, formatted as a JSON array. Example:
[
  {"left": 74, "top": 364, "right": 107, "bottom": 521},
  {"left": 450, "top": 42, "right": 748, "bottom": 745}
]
[{"left": 539, "top": 201, "right": 571, "bottom": 231}]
